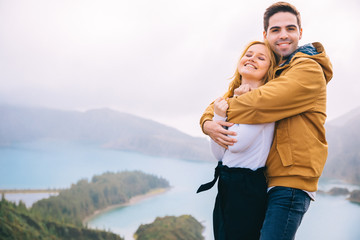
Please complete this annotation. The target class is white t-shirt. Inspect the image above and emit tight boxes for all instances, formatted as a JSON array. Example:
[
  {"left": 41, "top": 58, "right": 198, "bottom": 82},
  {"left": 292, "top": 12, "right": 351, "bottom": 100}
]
[{"left": 210, "top": 113, "right": 275, "bottom": 170}]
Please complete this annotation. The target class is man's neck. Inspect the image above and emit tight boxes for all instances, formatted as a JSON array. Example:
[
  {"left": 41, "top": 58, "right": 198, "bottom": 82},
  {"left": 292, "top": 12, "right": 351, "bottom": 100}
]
[
  {"left": 278, "top": 46, "right": 300, "bottom": 66},
  {"left": 279, "top": 57, "right": 288, "bottom": 65}
]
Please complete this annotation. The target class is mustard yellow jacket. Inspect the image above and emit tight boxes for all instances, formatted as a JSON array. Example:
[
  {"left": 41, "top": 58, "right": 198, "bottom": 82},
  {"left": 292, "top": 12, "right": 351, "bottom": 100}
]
[{"left": 200, "top": 42, "right": 333, "bottom": 192}]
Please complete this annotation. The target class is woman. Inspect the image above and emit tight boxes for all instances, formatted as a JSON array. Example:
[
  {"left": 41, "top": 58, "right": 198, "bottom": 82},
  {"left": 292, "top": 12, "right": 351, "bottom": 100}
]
[{"left": 197, "top": 41, "right": 277, "bottom": 240}]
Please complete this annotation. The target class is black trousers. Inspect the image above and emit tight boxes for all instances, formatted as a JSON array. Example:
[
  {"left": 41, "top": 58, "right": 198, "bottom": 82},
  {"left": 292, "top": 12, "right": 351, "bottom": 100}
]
[{"left": 197, "top": 162, "right": 267, "bottom": 240}]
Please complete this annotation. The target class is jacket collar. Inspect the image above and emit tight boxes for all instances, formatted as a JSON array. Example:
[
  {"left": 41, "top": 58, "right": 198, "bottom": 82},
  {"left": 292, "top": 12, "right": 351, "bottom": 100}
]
[{"left": 280, "top": 43, "right": 319, "bottom": 67}]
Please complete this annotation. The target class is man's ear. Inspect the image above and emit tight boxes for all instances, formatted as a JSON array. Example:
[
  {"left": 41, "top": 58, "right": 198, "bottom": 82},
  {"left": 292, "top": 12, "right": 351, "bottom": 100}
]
[
  {"left": 263, "top": 30, "right": 267, "bottom": 40},
  {"left": 299, "top": 28, "right": 303, "bottom": 40}
]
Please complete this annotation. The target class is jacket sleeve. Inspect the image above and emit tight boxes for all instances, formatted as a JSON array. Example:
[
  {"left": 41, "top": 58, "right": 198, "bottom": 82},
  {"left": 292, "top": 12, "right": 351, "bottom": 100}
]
[
  {"left": 199, "top": 102, "right": 215, "bottom": 134},
  {"left": 226, "top": 58, "right": 326, "bottom": 124}
]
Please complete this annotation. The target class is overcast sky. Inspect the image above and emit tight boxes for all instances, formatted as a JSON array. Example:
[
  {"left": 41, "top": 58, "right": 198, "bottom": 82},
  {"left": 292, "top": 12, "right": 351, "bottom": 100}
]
[{"left": 0, "top": 0, "right": 359, "bottom": 137}]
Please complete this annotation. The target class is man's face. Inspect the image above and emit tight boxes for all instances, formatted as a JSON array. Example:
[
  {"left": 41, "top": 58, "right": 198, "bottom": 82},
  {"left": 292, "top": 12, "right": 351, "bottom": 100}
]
[{"left": 263, "top": 12, "right": 302, "bottom": 59}]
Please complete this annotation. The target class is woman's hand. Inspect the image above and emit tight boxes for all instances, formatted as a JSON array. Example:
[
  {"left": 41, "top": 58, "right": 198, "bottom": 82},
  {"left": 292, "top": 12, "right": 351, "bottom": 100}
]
[
  {"left": 234, "top": 84, "right": 252, "bottom": 96},
  {"left": 214, "top": 97, "right": 228, "bottom": 117}
]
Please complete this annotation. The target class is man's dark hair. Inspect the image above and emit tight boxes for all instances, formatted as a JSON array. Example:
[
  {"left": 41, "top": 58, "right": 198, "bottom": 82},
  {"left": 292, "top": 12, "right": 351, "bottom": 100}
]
[{"left": 263, "top": 2, "right": 301, "bottom": 32}]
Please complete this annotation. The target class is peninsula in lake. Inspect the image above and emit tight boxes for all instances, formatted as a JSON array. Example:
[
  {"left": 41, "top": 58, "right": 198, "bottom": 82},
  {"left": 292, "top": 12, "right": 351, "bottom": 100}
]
[{"left": 0, "top": 171, "right": 205, "bottom": 240}]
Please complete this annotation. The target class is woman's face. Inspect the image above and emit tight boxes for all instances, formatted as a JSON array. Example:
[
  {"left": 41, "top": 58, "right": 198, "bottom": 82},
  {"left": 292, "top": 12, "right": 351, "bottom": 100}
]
[{"left": 238, "top": 44, "right": 271, "bottom": 81}]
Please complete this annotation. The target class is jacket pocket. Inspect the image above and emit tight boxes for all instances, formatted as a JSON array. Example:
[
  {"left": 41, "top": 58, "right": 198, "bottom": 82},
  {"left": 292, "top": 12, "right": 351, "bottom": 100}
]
[{"left": 276, "top": 127, "right": 293, "bottom": 167}]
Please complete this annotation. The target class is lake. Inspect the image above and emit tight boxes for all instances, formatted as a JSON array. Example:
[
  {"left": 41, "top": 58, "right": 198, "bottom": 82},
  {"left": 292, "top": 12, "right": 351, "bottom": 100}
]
[{"left": 1, "top": 140, "right": 360, "bottom": 240}]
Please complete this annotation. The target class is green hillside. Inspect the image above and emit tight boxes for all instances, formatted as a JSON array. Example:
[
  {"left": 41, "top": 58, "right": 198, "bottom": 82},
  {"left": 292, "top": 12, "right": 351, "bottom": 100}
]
[
  {"left": 1, "top": 171, "right": 170, "bottom": 239},
  {"left": 0, "top": 197, "right": 123, "bottom": 240},
  {"left": 134, "top": 215, "right": 204, "bottom": 240},
  {"left": 31, "top": 171, "right": 169, "bottom": 226}
]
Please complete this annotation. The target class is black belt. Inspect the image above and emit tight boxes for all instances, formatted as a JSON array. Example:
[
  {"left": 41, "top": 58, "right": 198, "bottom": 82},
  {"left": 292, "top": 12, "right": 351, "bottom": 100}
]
[
  {"left": 196, "top": 161, "right": 265, "bottom": 193},
  {"left": 196, "top": 161, "right": 223, "bottom": 193}
]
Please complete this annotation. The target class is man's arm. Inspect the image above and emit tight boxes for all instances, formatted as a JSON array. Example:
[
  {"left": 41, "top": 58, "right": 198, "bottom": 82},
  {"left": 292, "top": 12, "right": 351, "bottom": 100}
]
[{"left": 227, "top": 58, "right": 327, "bottom": 124}]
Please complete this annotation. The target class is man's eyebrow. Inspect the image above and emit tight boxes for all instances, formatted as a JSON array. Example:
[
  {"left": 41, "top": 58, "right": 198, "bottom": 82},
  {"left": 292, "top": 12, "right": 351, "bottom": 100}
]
[
  {"left": 269, "top": 26, "right": 280, "bottom": 31},
  {"left": 269, "top": 24, "right": 298, "bottom": 30},
  {"left": 286, "top": 24, "right": 298, "bottom": 28}
]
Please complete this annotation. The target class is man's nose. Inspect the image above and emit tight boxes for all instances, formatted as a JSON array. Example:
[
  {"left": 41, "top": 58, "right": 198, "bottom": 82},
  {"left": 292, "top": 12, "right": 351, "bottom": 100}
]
[{"left": 279, "top": 29, "right": 289, "bottom": 39}]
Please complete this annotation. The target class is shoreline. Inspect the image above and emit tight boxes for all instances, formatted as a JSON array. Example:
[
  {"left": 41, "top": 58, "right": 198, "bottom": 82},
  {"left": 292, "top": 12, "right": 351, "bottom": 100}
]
[
  {"left": 0, "top": 189, "right": 61, "bottom": 194},
  {"left": 83, "top": 187, "right": 171, "bottom": 225}
]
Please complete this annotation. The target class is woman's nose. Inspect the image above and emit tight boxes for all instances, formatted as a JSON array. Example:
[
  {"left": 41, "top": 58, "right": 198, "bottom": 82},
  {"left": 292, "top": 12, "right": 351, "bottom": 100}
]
[{"left": 248, "top": 56, "right": 256, "bottom": 62}]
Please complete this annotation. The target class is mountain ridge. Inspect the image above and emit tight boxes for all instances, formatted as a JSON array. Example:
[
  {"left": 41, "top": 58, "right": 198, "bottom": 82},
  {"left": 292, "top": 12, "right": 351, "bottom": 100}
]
[
  {"left": 0, "top": 104, "right": 213, "bottom": 161},
  {"left": 323, "top": 106, "right": 360, "bottom": 185}
]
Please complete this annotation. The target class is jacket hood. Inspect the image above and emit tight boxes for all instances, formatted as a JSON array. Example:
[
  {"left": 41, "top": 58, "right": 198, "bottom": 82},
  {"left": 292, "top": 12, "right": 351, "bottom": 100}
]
[{"left": 280, "top": 42, "right": 333, "bottom": 83}]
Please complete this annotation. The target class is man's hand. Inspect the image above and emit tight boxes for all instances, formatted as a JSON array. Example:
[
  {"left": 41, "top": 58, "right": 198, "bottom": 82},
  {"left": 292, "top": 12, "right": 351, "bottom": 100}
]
[{"left": 203, "top": 120, "right": 237, "bottom": 149}]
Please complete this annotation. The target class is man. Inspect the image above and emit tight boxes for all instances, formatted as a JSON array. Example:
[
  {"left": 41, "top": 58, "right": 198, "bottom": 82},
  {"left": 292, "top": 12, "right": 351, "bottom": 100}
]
[{"left": 200, "top": 2, "right": 333, "bottom": 239}]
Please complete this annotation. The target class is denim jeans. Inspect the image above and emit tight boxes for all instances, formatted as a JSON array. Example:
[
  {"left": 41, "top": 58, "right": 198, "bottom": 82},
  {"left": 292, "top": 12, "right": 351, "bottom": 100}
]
[{"left": 259, "top": 186, "right": 311, "bottom": 240}]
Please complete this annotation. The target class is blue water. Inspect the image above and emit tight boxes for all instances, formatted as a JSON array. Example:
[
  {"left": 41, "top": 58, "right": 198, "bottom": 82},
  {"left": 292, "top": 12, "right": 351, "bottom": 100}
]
[{"left": 1, "top": 140, "right": 360, "bottom": 240}]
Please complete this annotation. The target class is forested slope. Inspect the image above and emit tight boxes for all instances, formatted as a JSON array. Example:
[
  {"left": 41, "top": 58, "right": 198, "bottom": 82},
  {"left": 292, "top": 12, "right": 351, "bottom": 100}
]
[
  {"left": 134, "top": 215, "right": 204, "bottom": 240},
  {"left": 0, "top": 198, "right": 123, "bottom": 240},
  {"left": 31, "top": 171, "right": 170, "bottom": 226}
]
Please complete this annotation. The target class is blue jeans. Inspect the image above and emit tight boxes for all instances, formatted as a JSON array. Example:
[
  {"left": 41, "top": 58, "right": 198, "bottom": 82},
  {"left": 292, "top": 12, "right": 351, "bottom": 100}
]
[{"left": 259, "top": 186, "right": 311, "bottom": 240}]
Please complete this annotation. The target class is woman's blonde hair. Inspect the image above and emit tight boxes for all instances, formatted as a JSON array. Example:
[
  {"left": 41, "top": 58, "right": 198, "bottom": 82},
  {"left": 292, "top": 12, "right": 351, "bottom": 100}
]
[{"left": 224, "top": 41, "right": 278, "bottom": 98}]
